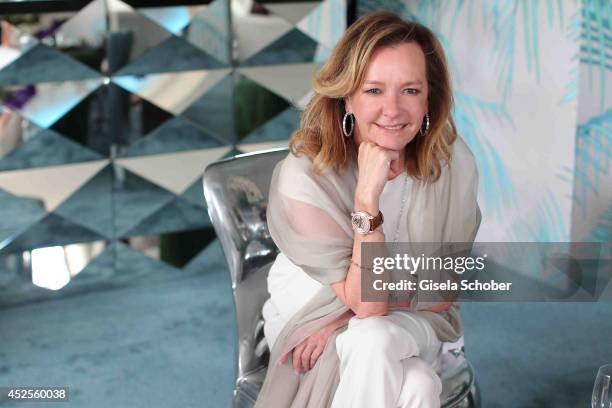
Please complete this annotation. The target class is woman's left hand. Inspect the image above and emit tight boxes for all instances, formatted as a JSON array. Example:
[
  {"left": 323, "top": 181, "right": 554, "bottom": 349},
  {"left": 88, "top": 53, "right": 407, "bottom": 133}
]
[
  {"left": 282, "top": 325, "right": 334, "bottom": 374},
  {"left": 417, "top": 301, "right": 453, "bottom": 313}
]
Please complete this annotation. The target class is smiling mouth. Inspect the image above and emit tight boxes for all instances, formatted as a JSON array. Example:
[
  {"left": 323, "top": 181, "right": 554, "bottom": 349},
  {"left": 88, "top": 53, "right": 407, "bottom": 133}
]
[{"left": 376, "top": 123, "right": 407, "bottom": 131}]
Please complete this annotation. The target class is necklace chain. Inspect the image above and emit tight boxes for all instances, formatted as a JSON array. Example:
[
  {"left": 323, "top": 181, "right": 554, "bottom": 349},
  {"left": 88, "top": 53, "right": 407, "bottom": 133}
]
[{"left": 392, "top": 173, "right": 410, "bottom": 243}]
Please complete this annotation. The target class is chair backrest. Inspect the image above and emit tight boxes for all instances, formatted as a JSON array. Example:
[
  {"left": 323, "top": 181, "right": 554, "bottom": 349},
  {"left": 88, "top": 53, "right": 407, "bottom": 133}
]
[
  {"left": 204, "top": 148, "right": 480, "bottom": 408},
  {"left": 203, "top": 148, "right": 288, "bottom": 378}
]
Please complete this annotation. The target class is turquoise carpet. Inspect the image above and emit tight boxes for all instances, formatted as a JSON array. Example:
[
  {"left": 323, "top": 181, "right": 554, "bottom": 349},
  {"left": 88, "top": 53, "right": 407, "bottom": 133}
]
[
  {"left": 462, "top": 301, "right": 611, "bottom": 408},
  {"left": 0, "top": 243, "right": 610, "bottom": 407},
  {"left": 0, "top": 242, "right": 236, "bottom": 408}
]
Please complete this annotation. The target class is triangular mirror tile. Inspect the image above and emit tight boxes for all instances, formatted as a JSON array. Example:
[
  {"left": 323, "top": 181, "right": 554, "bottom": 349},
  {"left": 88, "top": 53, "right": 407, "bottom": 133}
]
[
  {"left": 49, "top": 82, "right": 174, "bottom": 157},
  {"left": 0, "top": 159, "right": 109, "bottom": 212},
  {"left": 0, "top": 125, "right": 104, "bottom": 171},
  {"left": 0, "top": 188, "right": 46, "bottom": 246},
  {"left": 240, "top": 106, "right": 300, "bottom": 144},
  {"left": 0, "top": 240, "right": 108, "bottom": 307},
  {"left": 0, "top": 43, "right": 100, "bottom": 86},
  {"left": 237, "top": 141, "right": 290, "bottom": 153},
  {"left": 296, "top": 89, "right": 316, "bottom": 110},
  {"left": 54, "top": 0, "right": 107, "bottom": 67},
  {"left": 115, "top": 146, "right": 231, "bottom": 196},
  {"left": 125, "top": 227, "right": 215, "bottom": 270},
  {"left": 0, "top": 78, "right": 104, "bottom": 129},
  {"left": 138, "top": 6, "right": 198, "bottom": 35},
  {"left": 112, "top": 68, "right": 231, "bottom": 117},
  {"left": 232, "top": 4, "right": 294, "bottom": 62},
  {"left": 242, "top": 28, "right": 323, "bottom": 67},
  {"left": 122, "top": 196, "right": 211, "bottom": 238},
  {"left": 48, "top": 83, "right": 113, "bottom": 156},
  {"left": 0, "top": 213, "right": 108, "bottom": 255},
  {"left": 0, "top": 20, "right": 35, "bottom": 70},
  {"left": 0, "top": 46, "right": 23, "bottom": 72},
  {"left": 312, "top": 44, "right": 333, "bottom": 63},
  {"left": 357, "top": 0, "right": 404, "bottom": 16},
  {"left": 53, "top": 241, "right": 115, "bottom": 294},
  {"left": 183, "top": 0, "right": 231, "bottom": 65},
  {"left": 118, "top": 116, "right": 226, "bottom": 158},
  {"left": 108, "top": 83, "right": 175, "bottom": 155},
  {"left": 54, "top": 165, "right": 114, "bottom": 239},
  {"left": 237, "top": 64, "right": 317, "bottom": 111},
  {"left": 0, "top": 236, "right": 198, "bottom": 307},
  {"left": 296, "top": 0, "right": 347, "bottom": 50},
  {"left": 2, "top": 0, "right": 106, "bottom": 63},
  {"left": 40, "top": 0, "right": 107, "bottom": 73},
  {"left": 222, "top": 146, "right": 243, "bottom": 158},
  {"left": 111, "top": 165, "right": 177, "bottom": 238},
  {"left": 34, "top": 241, "right": 107, "bottom": 287},
  {"left": 70, "top": 241, "right": 115, "bottom": 283},
  {"left": 114, "top": 35, "right": 225, "bottom": 76},
  {"left": 113, "top": 240, "right": 180, "bottom": 283},
  {"left": 181, "top": 177, "right": 207, "bottom": 208},
  {"left": 103, "top": 0, "right": 173, "bottom": 74},
  {"left": 183, "top": 238, "right": 227, "bottom": 274},
  {"left": 181, "top": 73, "right": 236, "bottom": 142},
  {"left": 233, "top": 72, "right": 291, "bottom": 140},
  {"left": 265, "top": 2, "right": 321, "bottom": 25}
]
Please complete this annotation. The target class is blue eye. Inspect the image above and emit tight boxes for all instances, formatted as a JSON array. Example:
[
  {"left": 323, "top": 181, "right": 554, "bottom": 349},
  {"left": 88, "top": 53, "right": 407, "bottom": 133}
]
[{"left": 365, "top": 88, "right": 420, "bottom": 95}]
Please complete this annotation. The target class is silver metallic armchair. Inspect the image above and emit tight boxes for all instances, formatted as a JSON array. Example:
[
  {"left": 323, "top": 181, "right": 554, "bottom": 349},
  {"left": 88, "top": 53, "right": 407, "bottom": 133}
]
[{"left": 203, "top": 148, "right": 481, "bottom": 408}]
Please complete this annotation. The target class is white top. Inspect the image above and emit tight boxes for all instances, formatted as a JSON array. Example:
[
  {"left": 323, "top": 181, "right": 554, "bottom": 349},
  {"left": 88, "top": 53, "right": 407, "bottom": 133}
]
[{"left": 263, "top": 173, "right": 413, "bottom": 348}]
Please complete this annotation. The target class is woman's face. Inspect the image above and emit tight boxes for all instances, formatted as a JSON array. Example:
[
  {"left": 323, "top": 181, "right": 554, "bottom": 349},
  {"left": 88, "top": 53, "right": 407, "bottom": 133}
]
[{"left": 346, "top": 42, "right": 429, "bottom": 154}]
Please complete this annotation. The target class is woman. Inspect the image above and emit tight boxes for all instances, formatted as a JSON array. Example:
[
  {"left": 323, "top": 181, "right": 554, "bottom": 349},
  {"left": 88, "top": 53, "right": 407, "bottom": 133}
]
[{"left": 256, "top": 11, "right": 481, "bottom": 408}]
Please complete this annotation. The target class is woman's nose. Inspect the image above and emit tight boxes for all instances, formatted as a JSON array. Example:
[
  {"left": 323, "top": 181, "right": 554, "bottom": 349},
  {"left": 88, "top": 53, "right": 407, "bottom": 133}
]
[{"left": 382, "top": 94, "right": 401, "bottom": 118}]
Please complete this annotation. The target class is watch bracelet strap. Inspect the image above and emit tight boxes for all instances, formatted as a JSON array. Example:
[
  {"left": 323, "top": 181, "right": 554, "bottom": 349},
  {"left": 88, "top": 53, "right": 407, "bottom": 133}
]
[{"left": 370, "top": 210, "right": 384, "bottom": 231}]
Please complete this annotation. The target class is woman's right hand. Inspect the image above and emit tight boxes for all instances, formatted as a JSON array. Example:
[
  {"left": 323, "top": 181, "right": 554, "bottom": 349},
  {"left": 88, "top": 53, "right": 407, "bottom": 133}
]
[
  {"left": 283, "top": 324, "right": 333, "bottom": 374},
  {"left": 281, "top": 311, "right": 353, "bottom": 374},
  {"left": 354, "top": 142, "right": 400, "bottom": 212}
]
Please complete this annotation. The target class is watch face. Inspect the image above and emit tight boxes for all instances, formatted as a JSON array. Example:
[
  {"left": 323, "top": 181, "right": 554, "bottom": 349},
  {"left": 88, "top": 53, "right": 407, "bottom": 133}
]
[{"left": 351, "top": 213, "right": 370, "bottom": 234}]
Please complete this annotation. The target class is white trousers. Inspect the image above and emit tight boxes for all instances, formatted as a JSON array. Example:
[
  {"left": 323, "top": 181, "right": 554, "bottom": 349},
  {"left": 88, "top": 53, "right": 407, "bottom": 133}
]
[{"left": 331, "top": 311, "right": 443, "bottom": 408}]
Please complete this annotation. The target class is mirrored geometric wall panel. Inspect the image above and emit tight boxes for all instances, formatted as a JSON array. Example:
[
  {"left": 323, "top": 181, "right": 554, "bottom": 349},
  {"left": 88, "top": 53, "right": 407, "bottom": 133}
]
[
  {"left": 0, "top": 240, "right": 108, "bottom": 306},
  {"left": 0, "top": 0, "right": 229, "bottom": 78},
  {"left": 0, "top": 79, "right": 107, "bottom": 162},
  {"left": 0, "top": 160, "right": 111, "bottom": 248},
  {"left": 111, "top": 147, "right": 231, "bottom": 238},
  {"left": 231, "top": 0, "right": 345, "bottom": 152},
  {"left": 233, "top": 63, "right": 319, "bottom": 152},
  {"left": 0, "top": 77, "right": 235, "bottom": 167},
  {"left": 0, "top": 158, "right": 112, "bottom": 306},
  {"left": 0, "top": 231, "right": 222, "bottom": 307},
  {"left": 232, "top": 0, "right": 343, "bottom": 65},
  {"left": 0, "top": 0, "right": 347, "bottom": 305},
  {"left": 0, "top": 105, "right": 105, "bottom": 171},
  {"left": 233, "top": 72, "right": 292, "bottom": 140}
]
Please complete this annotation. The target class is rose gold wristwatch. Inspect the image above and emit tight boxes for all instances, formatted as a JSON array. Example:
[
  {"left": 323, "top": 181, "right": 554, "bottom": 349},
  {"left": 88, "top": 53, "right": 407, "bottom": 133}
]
[{"left": 350, "top": 210, "right": 384, "bottom": 235}]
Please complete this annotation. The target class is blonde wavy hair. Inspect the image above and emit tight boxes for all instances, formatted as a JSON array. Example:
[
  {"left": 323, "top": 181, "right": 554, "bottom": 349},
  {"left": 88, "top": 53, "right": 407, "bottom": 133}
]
[{"left": 289, "top": 11, "right": 457, "bottom": 183}]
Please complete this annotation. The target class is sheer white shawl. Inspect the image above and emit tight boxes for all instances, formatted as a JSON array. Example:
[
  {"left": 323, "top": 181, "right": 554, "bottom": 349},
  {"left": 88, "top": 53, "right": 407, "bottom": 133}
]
[{"left": 255, "top": 137, "right": 481, "bottom": 408}]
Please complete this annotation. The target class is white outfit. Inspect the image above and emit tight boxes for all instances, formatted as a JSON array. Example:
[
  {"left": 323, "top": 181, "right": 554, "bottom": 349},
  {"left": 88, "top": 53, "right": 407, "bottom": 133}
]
[
  {"left": 333, "top": 312, "right": 442, "bottom": 408},
  {"left": 263, "top": 174, "right": 443, "bottom": 408}
]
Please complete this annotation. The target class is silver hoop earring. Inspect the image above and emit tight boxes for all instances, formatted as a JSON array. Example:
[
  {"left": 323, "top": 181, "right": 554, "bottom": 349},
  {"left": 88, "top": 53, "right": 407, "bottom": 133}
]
[
  {"left": 420, "top": 113, "right": 430, "bottom": 137},
  {"left": 342, "top": 112, "right": 354, "bottom": 137}
]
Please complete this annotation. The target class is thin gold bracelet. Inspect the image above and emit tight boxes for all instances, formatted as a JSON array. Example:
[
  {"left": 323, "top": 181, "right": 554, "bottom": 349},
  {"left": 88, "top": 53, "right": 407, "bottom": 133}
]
[{"left": 351, "top": 260, "right": 373, "bottom": 270}]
